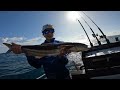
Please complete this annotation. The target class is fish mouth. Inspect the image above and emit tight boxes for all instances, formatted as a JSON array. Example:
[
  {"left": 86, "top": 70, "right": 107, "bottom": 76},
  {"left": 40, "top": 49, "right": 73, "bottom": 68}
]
[{"left": 3, "top": 43, "right": 12, "bottom": 48}]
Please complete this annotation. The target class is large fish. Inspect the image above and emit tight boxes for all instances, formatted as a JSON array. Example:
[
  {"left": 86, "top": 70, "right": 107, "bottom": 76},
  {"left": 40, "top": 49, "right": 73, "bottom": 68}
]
[{"left": 3, "top": 42, "right": 88, "bottom": 57}]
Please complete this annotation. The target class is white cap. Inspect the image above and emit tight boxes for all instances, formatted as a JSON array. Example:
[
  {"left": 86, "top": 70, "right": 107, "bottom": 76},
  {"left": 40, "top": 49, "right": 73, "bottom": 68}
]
[{"left": 42, "top": 24, "right": 54, "bottom": 32}]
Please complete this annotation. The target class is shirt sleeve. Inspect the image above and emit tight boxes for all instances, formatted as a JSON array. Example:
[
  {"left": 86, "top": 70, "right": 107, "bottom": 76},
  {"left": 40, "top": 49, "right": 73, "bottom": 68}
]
[
  {"left": 56, "top": 55, "right": 68, "bottom": 65},
  {"left": 26, "top": 56, "right": 45, "bottom": 69}
]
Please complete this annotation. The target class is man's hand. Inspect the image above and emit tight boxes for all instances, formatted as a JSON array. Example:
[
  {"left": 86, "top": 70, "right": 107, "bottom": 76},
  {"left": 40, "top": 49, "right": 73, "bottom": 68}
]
[
  {"left": 35, "top": 56, "right": 42, "bottom": 59},
  {"left": 59, "top": 45, "right": 73, "bottom": 56},
  {"left": 11, "top": 43, "right": 22, "bottom": 54}
]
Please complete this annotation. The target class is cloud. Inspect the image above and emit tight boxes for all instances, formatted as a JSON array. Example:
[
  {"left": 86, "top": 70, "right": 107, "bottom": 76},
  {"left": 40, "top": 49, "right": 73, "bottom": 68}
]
[
  {"left": 107, "top": 31, "right": 120, "bottom": 36},
  {"left": 2, "top": 37, "right": 9, "bottom": 42},
  {"left": 2, "top": 37, "right": 26, "bottom": 43},
  {"left": 56, "top": 35, "right": 89, "bottom": 45},
  {"left": 0, "top": 36, "right": 44, "bottom": 53},
  {"left": 21, "top": 37, "right": 44, "bottom": 45}
]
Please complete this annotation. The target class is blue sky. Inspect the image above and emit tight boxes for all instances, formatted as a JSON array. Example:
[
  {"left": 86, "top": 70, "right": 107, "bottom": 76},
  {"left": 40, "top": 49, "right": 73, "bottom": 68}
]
[{"left": 0, "top": 11, "right": 120, "bottom": 53}]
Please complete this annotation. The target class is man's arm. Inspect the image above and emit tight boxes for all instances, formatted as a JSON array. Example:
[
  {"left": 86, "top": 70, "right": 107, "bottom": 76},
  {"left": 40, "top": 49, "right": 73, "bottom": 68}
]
[
  {"left": 26, "top": 56, "right": 45, "bottom": 69},
  {"left": 56, "top": 45, "right": 71, "bottom": 65},
  {"left": 57, "top": 55, "right": 68, "bottom": 65},
  {"left": 10, "top": 43, "right": 46, "bottom": 68}
]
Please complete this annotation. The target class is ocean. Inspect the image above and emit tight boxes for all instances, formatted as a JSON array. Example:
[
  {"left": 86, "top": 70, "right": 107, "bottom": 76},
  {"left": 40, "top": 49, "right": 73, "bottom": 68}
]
[
  {"left": 0, "top": 53, "right": 45, "bottom": 79},
  {"left": 0, "top": 52, "right": 84, "bottom": 79},
  {"left": 1, "top": 50, "right": 120, "bottom": 79}
]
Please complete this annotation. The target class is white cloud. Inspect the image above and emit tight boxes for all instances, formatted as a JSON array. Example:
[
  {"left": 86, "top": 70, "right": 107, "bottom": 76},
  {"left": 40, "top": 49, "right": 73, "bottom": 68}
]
[
  {"left": 21, "top": 37, "right": 44, "bottom": 45},
  {"left": 0, "top": 37, "right": 27, "bottom": 53},
  {"left": 56, "top": 35, "right": 89, "bottom": 45},
  {"left": 107, "top": 31, "right": 120, "bottom": 36},
  {"left": 2, "top": 37, "right": 9, "bottom": 42},
  {"left": 2, "top": 37, "right": 26, "bottom": 43},
  {"left": 0, "top": 36, "right": 44, "bottom": 53}
]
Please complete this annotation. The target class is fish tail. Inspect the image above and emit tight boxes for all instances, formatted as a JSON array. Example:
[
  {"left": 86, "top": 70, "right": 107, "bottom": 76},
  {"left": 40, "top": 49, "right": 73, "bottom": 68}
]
[{"left": 3, "top": 43, "right": 12, "bottom": 54}]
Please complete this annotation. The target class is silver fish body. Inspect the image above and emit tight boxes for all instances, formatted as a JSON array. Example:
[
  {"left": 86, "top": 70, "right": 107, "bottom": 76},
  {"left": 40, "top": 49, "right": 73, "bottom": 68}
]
[{"left": 3, "top": 42, "right": 88, "bottom": 57}]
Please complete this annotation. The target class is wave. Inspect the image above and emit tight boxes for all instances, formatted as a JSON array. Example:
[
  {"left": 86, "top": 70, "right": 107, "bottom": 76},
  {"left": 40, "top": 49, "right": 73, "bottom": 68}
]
[{"left": 0, "top": 52, "right": 84, "bottom": 79}]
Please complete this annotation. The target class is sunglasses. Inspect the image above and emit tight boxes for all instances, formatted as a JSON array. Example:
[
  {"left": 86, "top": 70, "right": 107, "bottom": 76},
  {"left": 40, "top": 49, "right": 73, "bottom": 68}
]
[{"left": 42, "top": 29, "right": 54, "bottom": 35}]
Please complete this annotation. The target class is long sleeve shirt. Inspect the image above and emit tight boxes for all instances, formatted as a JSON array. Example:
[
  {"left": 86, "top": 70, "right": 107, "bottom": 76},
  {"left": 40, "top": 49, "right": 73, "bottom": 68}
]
[{"left": 26, "top": 38, "right": 70, "bottom": 79}]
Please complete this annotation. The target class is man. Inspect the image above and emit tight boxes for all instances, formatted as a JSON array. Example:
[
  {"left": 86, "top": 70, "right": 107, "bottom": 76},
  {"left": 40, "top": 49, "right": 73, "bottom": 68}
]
[{"left": 11, "top": 24, "right": 71, "bottom": 79}]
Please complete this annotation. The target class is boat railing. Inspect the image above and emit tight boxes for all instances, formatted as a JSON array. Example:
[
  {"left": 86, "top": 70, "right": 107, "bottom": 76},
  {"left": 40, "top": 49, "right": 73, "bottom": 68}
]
[{"left": 36, "top": 74, "right": 46, "bottom": 79}]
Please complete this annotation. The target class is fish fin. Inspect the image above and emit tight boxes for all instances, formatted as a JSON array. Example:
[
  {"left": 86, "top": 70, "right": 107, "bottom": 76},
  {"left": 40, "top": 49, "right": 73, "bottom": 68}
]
[{"left": 6, "top": 49, "right": 12, "bottom": 54}]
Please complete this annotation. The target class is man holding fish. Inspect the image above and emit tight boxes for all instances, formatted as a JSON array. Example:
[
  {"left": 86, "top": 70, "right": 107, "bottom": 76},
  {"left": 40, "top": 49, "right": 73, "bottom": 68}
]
[{"left": 10, "top": 24, "right": 72, "bottom": 79}]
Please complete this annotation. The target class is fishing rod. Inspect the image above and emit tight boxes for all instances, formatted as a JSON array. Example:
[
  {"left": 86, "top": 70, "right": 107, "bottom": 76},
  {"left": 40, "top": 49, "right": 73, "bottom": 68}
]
[
  {"left": 80, "top": 15, "right": 102, "bottom": 46},
  {"left": 82, "top": 11, "right": 110, "bottom": 44},
  {"left": 77, "top": 19, "right": 93, "bottom": 47}
]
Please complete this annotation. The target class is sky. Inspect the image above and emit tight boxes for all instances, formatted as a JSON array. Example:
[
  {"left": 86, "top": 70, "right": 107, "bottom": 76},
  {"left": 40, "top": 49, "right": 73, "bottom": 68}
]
[{"left": 0, "top": 11, "right": 120, "bottom": 53}]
